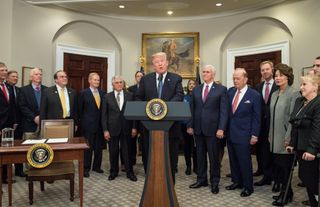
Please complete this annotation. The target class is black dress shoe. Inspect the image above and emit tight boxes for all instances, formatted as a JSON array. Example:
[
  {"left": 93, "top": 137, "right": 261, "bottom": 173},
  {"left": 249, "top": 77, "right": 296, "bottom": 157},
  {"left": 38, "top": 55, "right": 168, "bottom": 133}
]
[
  {"left": 84, "top": 171, "right": 90, "bottom": 178},
  {"left": 189, "top": 181, "right": 208, "bottom": 188},
  {"left": 15, "top": 172, "right": 26, "bottom": 177},
  {"left": 254, "top": 177, "right": 271, "bottom": 186},
  {"left": 93, "top": 168, "right": 104, "bottom": 173},
  {"left": 301, "top": 200, "right": 310, "bottom": 206},
  {"left": 253, "top": 171, "right": 262, "bottom": 176},
  {"left": 108, "top": 174, "right": 117, "bottom": 181},
  {"left": 297, "top": 182, "right": 306, "bottom": 187},
  {"left": 226, "top": 173, "right": 231, "bottom": 178},
  {"left": 2, "top": 180, "right": 16, "bottom": 184},
  {"left": 127, "top": 174, "right": 137, "bottom": 182},
  {"left": 225, "top": 183, "right": 243, "bottom": 190},
  {"left": 185, "top": 166, "right": 191, "bottom": 175},
  {"left": 211, "top": 185, "right": 219, "bottom": 194},
  {"left": 240, "top": 189, "right": 253, "bottom": 197},
  {"left": 272, "top": 183, "right": 281, "bottom": 193}
]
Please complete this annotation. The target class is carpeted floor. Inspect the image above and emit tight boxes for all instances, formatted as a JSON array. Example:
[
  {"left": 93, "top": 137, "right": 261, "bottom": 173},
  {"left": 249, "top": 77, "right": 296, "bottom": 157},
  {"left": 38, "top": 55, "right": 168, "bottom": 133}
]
[{"left": 2, "top": 149, "right": 308, "bottom": 207}]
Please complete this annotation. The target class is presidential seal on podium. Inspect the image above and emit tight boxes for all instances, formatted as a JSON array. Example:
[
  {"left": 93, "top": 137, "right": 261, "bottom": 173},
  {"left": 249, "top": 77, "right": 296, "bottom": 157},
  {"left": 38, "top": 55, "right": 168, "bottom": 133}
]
[{"left": 146, "top": 98, "right": 168, "bottom": 121}]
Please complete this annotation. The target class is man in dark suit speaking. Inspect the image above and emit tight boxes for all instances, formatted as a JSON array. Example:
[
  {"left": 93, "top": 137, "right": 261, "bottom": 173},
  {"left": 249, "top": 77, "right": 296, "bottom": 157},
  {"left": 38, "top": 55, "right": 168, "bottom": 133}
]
[
  {"left": 226, "top": 68, "right": 261, "bottom": 197},
  {"left": 187, "top": 65, "right": 228, "bottom": 194},
  {"left": 135, "top": 52, "right": 184, "bottom": 182},
  {"left": 40, "top": 70, "right": 77, "bottom": 123}
]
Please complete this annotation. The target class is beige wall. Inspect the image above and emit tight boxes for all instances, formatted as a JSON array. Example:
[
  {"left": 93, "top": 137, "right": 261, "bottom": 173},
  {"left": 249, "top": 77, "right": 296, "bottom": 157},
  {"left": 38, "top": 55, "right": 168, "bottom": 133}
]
[
  {"left": 2, "top": 0, "right": 320, "bottom": 89},
  {"left": 0, "top": 0, "right": 13, "bottom": 66}
]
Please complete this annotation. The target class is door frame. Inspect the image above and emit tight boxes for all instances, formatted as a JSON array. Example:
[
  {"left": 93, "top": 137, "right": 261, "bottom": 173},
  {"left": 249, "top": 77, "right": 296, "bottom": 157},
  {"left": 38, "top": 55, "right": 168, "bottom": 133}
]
[
  {"left": 56, "top": 43, "right": 115, "bottom": 91},
  {"left": 226, "top": 40, "right": 289, "bottom": 88}
]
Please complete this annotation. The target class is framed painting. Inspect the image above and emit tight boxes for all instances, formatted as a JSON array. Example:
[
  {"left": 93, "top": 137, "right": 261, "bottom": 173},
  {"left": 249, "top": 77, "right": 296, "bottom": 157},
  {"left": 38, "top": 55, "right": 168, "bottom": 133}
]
[
  {"left": 22, "top": 66, "right": 42, "bottom": 86},
  {"left": 302, "top": 66, "right": 313, "bottom": 75},
  {"left": 141, "top": 32, "right": 199, "bottom": 78}
]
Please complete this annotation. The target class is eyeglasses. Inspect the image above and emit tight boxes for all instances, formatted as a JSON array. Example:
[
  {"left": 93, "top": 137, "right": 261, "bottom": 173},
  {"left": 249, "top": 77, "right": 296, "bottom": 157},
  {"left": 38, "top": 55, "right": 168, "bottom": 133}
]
[{"left": 313, "top": 64, "right": 320, "bottom": 67}]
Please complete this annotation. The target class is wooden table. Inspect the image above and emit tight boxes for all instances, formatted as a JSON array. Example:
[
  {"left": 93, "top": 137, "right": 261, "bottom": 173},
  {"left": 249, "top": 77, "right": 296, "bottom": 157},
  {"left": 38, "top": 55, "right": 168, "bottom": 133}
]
[{"left": 0, "top": 137, "right": 89, "bottom": 207}]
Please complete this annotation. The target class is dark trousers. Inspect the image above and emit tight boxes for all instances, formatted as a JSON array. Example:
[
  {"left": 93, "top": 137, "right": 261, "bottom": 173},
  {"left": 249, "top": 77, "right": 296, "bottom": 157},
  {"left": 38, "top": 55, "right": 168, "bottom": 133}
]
[
  {"left": 141, "top": 130, "right": 179, "bottom": 183},
  {"left": 14, "top": 126, "right": 24, "bottom": 175},
  {"left": 195, "top": 133, "right": 220, "bottom": 185},
  {"left": 84, "top": 131, "right": 104, "bottom": 172},
  {"left": 256, "top": 137, "right": 273, "bottom": 179},
  {"left": 227, "top": 142, "right": 253, "bottom": 191},
  {"left": 181, "top": 125, "right": 197, "bottom": 170},
  {"left": 108, "top": 132, "right": 133, "bottom": 175}
]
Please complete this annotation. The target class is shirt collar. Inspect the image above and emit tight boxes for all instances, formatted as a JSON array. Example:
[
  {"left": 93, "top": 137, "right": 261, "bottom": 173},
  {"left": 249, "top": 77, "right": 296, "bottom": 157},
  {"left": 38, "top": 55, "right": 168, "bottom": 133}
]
[
  {"left": 56, "top": 84, "right": 66, "bottom": 91},
  {"left": 238, "top": 84, "right": 248, "bottom": 94},
  {"left": 265, "top": 79, "right": 274, "bottom": 85},
  {"left": 156, "top": 72, "right": 167, "bottom": 81},
  {"left": 203, "top": 81, "right": 214, "bottom": 89},
  {"left": 90, "top": 86, "right": 98, "bottom": 93}
]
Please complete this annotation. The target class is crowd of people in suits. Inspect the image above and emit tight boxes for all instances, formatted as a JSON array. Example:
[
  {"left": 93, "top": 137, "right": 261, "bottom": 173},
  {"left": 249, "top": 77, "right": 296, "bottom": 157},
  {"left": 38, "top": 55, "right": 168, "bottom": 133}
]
[{"left": 1, "top": 54, "right": 320, "bottom": 206}]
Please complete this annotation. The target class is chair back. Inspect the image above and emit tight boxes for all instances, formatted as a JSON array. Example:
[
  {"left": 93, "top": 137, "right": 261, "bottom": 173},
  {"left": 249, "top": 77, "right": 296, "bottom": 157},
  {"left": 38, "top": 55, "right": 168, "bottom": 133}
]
[{"left": 40, "top": 119, "right": 74, "bottom": 139}]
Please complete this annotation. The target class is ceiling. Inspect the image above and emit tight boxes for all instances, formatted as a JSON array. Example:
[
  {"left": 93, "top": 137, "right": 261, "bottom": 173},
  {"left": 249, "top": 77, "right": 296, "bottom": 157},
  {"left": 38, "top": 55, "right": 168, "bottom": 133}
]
[{"left": 24, "top": 0, "right": 299, "bottom": 20}]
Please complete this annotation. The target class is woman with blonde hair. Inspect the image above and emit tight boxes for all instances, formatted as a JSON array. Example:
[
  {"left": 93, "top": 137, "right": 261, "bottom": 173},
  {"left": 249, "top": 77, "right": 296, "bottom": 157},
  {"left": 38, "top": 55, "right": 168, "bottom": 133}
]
[{"left": 288, "top": 74, "right": 320, "bottom": 207}]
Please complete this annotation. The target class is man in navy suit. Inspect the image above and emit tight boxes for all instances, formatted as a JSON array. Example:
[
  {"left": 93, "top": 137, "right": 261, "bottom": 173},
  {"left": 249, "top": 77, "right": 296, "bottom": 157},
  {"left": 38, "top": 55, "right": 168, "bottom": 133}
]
[
  {"left": 19, "top": 68, "right": 47, "bottom": 133},
  {"left": 225, "top": 68, "right": 261, "bottom": 197},
  {"left": 78, "top": 73, "right": 105, "bottom": 178},
  {"left": 0, "top": 62, "right": 16, "bottom": 183},
  {"left": 254, "top": 61, "right": 278, "bottom": 187},
  {"left": 187, "top": 65, "right": 228, "bottom": 194},
  {"left": 135, "top": 52, "right": 184, "bottom": 182}
]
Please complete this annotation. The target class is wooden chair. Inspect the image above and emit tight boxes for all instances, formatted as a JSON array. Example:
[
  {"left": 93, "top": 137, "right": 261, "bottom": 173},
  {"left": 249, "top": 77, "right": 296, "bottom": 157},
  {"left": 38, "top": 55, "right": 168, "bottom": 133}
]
[{"left": 25, "top": 119, "right": 75, "bottom": 205}]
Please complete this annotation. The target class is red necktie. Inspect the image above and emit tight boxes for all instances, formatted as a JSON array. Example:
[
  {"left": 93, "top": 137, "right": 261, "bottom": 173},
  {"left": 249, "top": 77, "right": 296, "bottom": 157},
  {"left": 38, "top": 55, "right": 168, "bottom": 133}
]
[
  {"left": 232, "top": 90, "right": 241, "bottom": 113},
  {"left": 203, "top": 85, "right": 209, "bottom": 102},
  {"left": 1, "top": 83, "right": 9, "bottom": 102},
  {"left": 264, "top": 82, "right": 270, "bottom": 104}
]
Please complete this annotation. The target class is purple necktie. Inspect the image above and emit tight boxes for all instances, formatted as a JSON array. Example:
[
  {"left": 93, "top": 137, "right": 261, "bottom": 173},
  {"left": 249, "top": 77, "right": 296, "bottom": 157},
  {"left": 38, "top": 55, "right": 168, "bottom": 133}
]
[
  {"left": 203, "top": 85, "right": 209, "bottom": 102},
  {"left": 264, "top": 82, "right": 270, "bottom": 104}
]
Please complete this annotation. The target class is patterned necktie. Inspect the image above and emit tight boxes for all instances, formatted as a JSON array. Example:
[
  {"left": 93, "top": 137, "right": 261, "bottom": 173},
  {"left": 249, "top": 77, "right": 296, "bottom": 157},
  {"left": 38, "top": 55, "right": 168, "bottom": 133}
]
[
  {"left": 0, "top": 83, "right": 8, "bottom": 102},
  {"left": 93, "top": 90, "right": 100, "bottom": 109},
  {"left": 232, "top": 90, "right": 241, "bottom": 113},
  {"left": 117, "top": 92, "right": 121, "bottom": 109},
  {"left": 264, "top": 82, "right": 270, "bottom": 104},
  {"left": 35, "top": 86, "right": 41, "bottom": 108},
  {"left": 203, "top": 85, "right": 209, "bottom": 102},
  {"left": 60, "top": 88, "right": 67, "bottom": 118},
  {"left": 157, "top": 74, "right": 163, "bottom": 98}
]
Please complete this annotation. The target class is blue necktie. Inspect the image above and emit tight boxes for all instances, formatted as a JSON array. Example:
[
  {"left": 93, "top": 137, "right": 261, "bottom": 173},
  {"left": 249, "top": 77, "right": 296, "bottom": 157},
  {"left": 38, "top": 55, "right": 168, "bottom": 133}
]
[
  {"left": 158, "top": 74, "right": 163, "bottom": 98},
  {"left": 34, "top": 86, "right": 41, "bottom": 108}
]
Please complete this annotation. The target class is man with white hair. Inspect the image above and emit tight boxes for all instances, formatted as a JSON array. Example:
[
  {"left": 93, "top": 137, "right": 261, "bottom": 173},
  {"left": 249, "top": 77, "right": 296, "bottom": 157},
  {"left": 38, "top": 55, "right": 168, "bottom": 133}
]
[
  {"left": 101, "top": 75, "right": 137, "bottom": 182},
  {"left": 19, "top": 68, "right": 47, "bottom": 134},
  {"left": 187, "top": 65, "right": 228, "bottom": 194}
]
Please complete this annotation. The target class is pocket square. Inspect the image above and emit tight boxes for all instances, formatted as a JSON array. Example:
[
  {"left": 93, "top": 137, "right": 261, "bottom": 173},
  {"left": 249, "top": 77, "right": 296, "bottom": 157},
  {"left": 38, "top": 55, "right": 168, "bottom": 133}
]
[{"left": 244, "top": 100, "right": 251, "bottom": 103}]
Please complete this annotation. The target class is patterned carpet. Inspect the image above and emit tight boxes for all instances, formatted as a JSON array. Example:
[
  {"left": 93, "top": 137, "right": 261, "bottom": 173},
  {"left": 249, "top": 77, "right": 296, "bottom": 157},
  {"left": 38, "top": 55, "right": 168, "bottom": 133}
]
[{"left": 2, "top": 149, "right": 308, "bottom": 207}]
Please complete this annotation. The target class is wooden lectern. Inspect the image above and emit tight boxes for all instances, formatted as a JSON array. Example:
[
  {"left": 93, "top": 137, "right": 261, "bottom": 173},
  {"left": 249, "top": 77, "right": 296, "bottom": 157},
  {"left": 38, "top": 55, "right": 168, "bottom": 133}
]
[{"left": 124, "top": 101, "right": 191, "bottom": 207}]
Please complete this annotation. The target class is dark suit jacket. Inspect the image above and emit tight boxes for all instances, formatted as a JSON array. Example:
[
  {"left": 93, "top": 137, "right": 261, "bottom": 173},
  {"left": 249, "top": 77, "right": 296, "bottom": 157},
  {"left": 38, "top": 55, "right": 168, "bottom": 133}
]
[
  {"left": 78, "top": 88, "right": 105, "bottom": 134},
  {"left": 187, "top": 82, "right": 228, "bottom": 137},
  {"left": 128, "top": 84, "right": 138, "bottom": 96},
  {"left": 227, "top": 86, "right": 261, "bottom": 145},
  {"left": 101, "top": 91, "right": 135, "bottom": 137},
  {"left": 19, "top": 84, "right": 47, "bottom": 132},
  {"left": 256, "top": 81, "right": 278, "bottom": 138},
  {"left": 289, "top": 96, "right": 320, "bottom": 155},
  {"left": 135, "top": 72, "right": 184, "bottom": 137},
  {"left": 40, "top": 85, "right": 77, "bottom": 122},
  {"left": 0, "top": 82, "right": 15, "bottom": 129},
  {"left": 135, "top": 72, "right": 184, "bottom": 102}
]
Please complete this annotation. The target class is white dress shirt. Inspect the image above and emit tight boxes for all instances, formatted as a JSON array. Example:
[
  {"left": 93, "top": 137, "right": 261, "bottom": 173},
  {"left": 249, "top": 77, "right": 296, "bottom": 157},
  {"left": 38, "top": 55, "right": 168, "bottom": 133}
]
[
  {"left": 232, "top": 85, "right": 248, "bottom": 110},
  {"left": 56, "top": 84, "right": 70, "bottom": 117},
  {"left": 114, "top": 90, "right": 124, "bottom": 110}
]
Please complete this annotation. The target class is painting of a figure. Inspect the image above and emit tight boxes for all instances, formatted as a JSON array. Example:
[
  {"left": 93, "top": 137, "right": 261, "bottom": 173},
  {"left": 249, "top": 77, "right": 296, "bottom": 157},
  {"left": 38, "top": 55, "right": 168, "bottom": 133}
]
[{"left": 142, "top": 32, "right": 199, "bottom": 78}]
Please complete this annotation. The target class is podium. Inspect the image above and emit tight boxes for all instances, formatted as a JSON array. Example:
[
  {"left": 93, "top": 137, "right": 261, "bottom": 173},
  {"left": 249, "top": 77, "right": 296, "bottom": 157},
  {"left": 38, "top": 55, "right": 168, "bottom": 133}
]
[{"left": 124, "top": 101, "right": 191, "bottom": 207}]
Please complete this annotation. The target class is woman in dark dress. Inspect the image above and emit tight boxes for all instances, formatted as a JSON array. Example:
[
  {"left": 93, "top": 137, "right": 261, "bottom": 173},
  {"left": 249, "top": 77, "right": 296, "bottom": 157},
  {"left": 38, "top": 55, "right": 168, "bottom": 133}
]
[
  {"left": 181, "top": 79, "right": 197, "bottom": 175},
  {"left": 288, "top": 74, "right": 320, "bottom": 207}
]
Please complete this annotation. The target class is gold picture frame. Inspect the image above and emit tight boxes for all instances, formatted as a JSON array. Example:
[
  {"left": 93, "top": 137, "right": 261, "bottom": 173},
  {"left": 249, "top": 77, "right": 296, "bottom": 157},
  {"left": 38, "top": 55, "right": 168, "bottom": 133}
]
[
  {"left": 141, "top": 32, "right": 199, "bottom": 78},
  {"left": 22, "top": 66, "right": 42, "bottom": 86}
]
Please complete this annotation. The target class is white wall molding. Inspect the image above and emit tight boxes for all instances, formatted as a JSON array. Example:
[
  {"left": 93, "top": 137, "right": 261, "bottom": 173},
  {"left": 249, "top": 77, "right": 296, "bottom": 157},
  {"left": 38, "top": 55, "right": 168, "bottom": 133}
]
[
  {"left": 56, "top": 43, "right": 115, "bottom": 91},
  {"left": 226, "top": 40, "right": 290, "bottom": 88}
]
